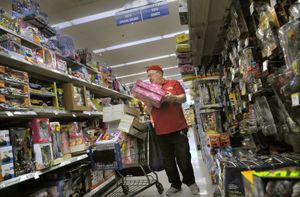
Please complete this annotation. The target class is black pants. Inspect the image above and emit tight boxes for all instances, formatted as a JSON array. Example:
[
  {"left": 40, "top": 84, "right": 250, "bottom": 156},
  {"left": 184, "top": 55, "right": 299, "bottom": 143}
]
[{"left": 156, "top": 128, "right": 196, "bottom": 189}]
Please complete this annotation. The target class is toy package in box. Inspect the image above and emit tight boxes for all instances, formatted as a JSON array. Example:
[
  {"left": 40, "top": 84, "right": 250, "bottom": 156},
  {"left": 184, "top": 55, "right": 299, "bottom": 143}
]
[
  {"left": 33, "top": 143, "right": 53, "bottom": 170},
  {"left": 1, "top": 163, "right": 14, "bottom": 181},
  {"left": 0, "top": 130, "right": 10, "bottom": 147},
  {"left": 200, "top": 110, "right": 222, "bottom": 133},
  {"left": 253, "top": 167, "right": 300, "bottom": 197},
  {"left": 131, "top": 80, "right": 166, "bottom": 108},
  {"left": 50, "top": 122, "right": 63, "bottom": 165},
  {"left": 103, "top": 104, "right": 140, "bottom": 122},
  {"left": 0, "top": 146, "right": 13, "bottom": 165},
  {"left": 10, "top": 127, "right": 35, "bottom": 176},
  {"left": 67, "top": 122, "right": 83, "bottom": 138},
  {"left": 65, "top": 122, "right": 86, "bottom": 153},
  {"left": 62, "top": 83, "right": 88, "bottom": 111},
  {"left": 30, "top": 118, "right": 52, "bottom": 143},
  {"left": 60, "top": 125, "right": 71, "bottom": 159}
]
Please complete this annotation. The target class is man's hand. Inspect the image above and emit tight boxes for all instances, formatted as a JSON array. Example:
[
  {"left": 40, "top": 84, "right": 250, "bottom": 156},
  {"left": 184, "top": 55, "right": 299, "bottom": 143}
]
[
  {"left": 163, "top": 92, "right": 178, "bottom": 103},
  {"left": 143, "top": 101, "right": 153, "bottom": 114}
]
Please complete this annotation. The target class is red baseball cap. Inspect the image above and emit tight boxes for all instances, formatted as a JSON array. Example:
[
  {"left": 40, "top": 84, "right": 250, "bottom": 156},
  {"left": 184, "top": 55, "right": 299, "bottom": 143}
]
[{"left": 146, "top": 65, "right": 164, "bottom": 73}]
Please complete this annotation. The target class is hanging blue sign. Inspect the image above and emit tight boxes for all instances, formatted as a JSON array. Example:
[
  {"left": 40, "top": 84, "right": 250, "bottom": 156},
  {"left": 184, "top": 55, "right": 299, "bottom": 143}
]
[
  {"left": 115, "top": 0, "right": 169, "bottom": 26},
  {"left": 141, "top": 1, "right": 169, "bottom": 20},
  {"left": 115, "top": 8, "right": 142, "bottom": 26}
]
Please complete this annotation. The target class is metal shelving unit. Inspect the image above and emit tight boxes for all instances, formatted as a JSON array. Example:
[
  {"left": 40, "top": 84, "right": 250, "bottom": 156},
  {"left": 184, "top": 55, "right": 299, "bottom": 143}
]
[
  {"left": 83, "top": 175, "right": 116, "bottom": 197},
  {"left": 0, "top": 154, "right": 88, "bottom": 190},
  {"left": 0, "top": 109, "right": 103, "bottom": 119}
]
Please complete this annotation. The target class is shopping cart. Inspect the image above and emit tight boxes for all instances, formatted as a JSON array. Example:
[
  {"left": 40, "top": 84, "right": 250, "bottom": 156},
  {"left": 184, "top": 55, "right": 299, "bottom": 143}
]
[{"left": 93, "top": 121, "right": 164, "bottom": 197}]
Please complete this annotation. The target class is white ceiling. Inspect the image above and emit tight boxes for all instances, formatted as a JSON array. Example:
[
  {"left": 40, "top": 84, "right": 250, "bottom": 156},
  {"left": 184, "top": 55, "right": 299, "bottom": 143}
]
[{"left": 0, "top": 0, "right": 231, "bottom": 84}]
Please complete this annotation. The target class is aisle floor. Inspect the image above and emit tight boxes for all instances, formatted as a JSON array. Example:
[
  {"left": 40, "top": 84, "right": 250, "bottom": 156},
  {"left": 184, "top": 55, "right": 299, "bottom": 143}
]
[{"left": 104, "top": 128, "right": 215, "bottom": 197}]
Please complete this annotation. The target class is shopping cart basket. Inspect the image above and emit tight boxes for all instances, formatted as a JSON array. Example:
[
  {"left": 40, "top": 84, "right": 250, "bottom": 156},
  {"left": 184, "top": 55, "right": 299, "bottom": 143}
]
[{"left": 96, "top": 121, "right": 164, "bottom": 197}]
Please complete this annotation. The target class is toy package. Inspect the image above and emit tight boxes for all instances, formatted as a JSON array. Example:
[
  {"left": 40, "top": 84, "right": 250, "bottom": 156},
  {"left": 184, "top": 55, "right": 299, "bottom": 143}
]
[
  {"left": 10, "top": 127, "right": 35, "bottom": 176},
  {"left": 58, "top": 35, "right": 76, "bottom": 59},
  {"left": 0, "top": 130, "right": 10, "bottom": 147},
  {"left": 50, "top": 122, "right": 63, "bottom": 165},
  {"left": 132, "top": 80, "right": 166, "bottom": 108},
  {"left": 200, "top": 110, "right": 223, "bottom": 133},
  {"left": 30, "top": 118, "right": 52, "bottom": 143},
  {"left": 60, "top": 125, "right": 71, "bottom": 159},
  {"left": 0, "top": 146, "right": 13, "bottom": 165},
  {"left": 33, "top": 143, "right": 53, "bottom": 170},
  {"left": 1, "top": 163, "right": 14, "bottom": 181}
]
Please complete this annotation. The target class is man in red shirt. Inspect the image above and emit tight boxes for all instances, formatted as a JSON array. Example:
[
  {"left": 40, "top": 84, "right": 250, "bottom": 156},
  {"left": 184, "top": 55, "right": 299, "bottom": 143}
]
[{"left": 145, "top": 65, "right": 200, "bottom": 196}]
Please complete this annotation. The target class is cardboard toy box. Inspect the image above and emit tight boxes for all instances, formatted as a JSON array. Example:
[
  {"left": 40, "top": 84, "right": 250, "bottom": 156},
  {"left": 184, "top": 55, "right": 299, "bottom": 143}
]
[
  {"left": 30, "top": 118, "right": 52, "bottom": 143},
  {"left": 131, "top": 80, "right": 166, "bottom": 109},
  {"left": 253, "top": 167, "right": 300, "bottom": 197},
  {"left": 33, "top": 143, "right": 53, "bottom": 170},
  {"left": 62, "top": 83, "right": 88, "bottom": 111},
  {"left": 118, "top": 114, "right": 147, "bottom": 135},
  {"left": 0, "top": 130, "right": 10, "bottom": 147},
  {"left": 0, "top": 146, "right": 13, "bottom": 165},
  {"left": 1, "top": 163, "right": 14, "bottom": 181},
  {"left": 103, "top": 104, "right": 139, "bottom": 122},
  {"left": 10, "top": 127, "right": 35, "bottom": 176}
]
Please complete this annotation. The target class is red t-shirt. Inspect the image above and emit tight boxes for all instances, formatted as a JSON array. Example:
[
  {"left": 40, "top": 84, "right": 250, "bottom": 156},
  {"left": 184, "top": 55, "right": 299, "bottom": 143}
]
[{"left": 151, "top": 80, "right": 188, "bottom": 135}]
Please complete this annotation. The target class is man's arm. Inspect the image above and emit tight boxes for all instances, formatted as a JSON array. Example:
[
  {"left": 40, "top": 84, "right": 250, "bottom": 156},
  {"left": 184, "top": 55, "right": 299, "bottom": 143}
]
[{"left": 163, "top": 92, "right": 186, "bottom": 104}]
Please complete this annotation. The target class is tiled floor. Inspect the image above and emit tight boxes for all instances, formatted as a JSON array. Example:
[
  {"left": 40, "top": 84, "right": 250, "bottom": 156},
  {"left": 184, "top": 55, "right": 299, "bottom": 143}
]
[
  {"left": 104, "top": 128, "right": 215, "bottom": 197},
  {"left": 136, "top": 128, "right": 214, "bottom": 197}
]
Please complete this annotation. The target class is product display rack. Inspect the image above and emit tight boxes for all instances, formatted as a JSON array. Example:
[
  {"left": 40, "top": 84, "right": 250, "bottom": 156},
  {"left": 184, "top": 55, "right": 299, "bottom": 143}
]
[
  {"left": 190, "top": 0, "right": 300, "bottom": 196},
  {"left": 0, "top": 154, "right": 88, "bottom": 190},
  {"left": 83, "top": 175, "right": 116, "bottom": 197},
  {"left": 0, "top": 4, "right": 136, "bottom": 196},
  {"left": 0, "top": 51, "right": 132, "bottom": 100}
]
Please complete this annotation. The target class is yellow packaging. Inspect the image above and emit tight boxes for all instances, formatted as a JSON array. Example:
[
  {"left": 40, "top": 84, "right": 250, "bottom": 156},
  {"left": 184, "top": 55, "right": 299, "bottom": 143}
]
[
  {"left": 176, "top": 44, "right": 190, "bottom": 52},
  {"left": 175, "top": 33, "right": 189, "bottom": 44}
]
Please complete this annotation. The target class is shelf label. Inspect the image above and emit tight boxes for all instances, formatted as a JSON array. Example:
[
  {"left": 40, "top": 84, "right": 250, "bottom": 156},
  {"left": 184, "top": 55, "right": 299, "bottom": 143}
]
[
  {"left": 263, "top": 60, "right": 268, "bottom": 72},
  {"left": 291, "top": 93, "right": 300, "bottom": 107},
  {"left": 248, "top": 94, "right": 252, "bottom": 101},
  {"left": 250, "top": 2, "right": 255, "bottom": 15},
  {"left": 254, "top": 83, "right": 258, "bottom": 93},
  {"left": 34, "top": 173, "right": 39, "bottom": 179},
  {"left": 6, "top": 111, "right": 14, "bottom": 116}
]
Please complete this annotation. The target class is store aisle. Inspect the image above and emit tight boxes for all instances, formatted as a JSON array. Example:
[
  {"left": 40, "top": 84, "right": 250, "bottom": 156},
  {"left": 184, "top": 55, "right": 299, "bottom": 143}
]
[{"left": 137, "top": 128, "right": 214, "bottom": 197}]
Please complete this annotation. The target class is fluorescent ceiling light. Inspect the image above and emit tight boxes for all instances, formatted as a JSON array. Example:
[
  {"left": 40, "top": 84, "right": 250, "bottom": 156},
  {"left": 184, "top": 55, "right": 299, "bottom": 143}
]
[
  {"left": 165, "top": 74, "right": 181, "bottom": 79},
  {"left": 124, "top": 73, "right": 180, "bottom": 86},
  {"left": 111, "top": 53, "right": 176, "bottom": 68},
  {"left": 117, "top": 65, "right": 178, "bottom": 79},
  {"left": 93, "top": 30, "right": 188, "bottom": 54},
  {"left": 52, "top": 0, "right": 178, "bottom": 29}
]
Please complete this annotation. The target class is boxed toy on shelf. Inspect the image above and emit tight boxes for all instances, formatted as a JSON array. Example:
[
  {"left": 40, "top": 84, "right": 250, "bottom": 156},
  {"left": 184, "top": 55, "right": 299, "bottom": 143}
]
[
  {"left": 67, "top": 122, "right": 86, "bottom": 153},
  {"left": 62, "top": 83, "right": 88, "bottom": 111},
  {"left": 10, "top": 127, "right": 35, "bottom": 176},
  {"left": 50, "top": 122, "right": 63, "bottom": 165},
  {"left": 33, "top": 143, "right": 53, "bottom": 170},
  {"left": 30, "top": 118, "right": 52, "bottom": 143},
  {"left": 0, "top": 65, "right": 30, "bottom": 110},
  {"left": 29, "top": 79, "right": 57, "bottom": 110},
  {"left": 0, "top": 130, "right": 10, "bottom": 147}
]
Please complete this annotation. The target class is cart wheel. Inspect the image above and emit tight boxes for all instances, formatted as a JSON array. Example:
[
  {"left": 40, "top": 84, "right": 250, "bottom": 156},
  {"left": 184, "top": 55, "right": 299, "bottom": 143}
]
[
  {"left": 156, "top": 182, "right": 164, "bottom": 194},
  {"left": 122, "top": 185, "right": 129, "bottom": 195}
]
